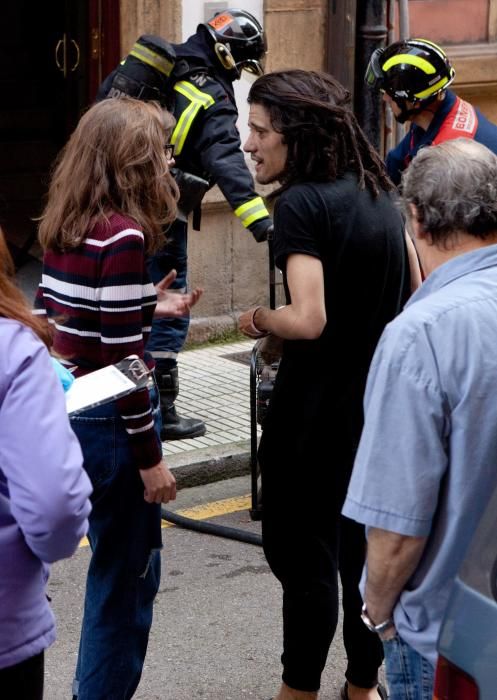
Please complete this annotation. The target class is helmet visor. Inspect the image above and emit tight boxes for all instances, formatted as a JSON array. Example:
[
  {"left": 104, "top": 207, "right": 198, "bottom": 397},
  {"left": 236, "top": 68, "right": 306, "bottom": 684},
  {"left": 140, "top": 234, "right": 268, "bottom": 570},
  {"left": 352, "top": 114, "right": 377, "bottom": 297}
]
[
  {"left": 365, "top": 48, "right": 386, "bottom": 91},
  {"left": 239, "top": 57, "right": 265, "bottom": 77}
]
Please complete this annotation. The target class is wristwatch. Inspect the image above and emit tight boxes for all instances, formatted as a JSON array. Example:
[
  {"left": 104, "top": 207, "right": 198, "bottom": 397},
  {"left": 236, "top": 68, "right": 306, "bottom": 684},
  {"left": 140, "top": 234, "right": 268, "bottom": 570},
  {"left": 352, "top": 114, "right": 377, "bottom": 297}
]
[{"left": 361, "top": 603, "right": 394, "bottom": 634}]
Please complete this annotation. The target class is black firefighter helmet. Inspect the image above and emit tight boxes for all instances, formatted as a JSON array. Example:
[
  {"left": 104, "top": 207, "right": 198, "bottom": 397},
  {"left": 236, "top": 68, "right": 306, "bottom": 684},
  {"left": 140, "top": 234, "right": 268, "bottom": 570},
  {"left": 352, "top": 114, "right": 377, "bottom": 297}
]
[
  {"left": 365, "top": 38, "right": 455, "bottom": 122},
  {"left": 202, "top": 8, "right": 267, "bottom": 79}
]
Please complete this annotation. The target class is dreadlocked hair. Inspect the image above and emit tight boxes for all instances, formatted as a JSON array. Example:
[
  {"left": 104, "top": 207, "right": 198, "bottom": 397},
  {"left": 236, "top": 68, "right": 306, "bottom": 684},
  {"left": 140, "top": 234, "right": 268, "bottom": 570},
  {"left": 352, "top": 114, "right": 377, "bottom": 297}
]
[{"left": 248, "top": 70, "right": 392, "bottom": 197}]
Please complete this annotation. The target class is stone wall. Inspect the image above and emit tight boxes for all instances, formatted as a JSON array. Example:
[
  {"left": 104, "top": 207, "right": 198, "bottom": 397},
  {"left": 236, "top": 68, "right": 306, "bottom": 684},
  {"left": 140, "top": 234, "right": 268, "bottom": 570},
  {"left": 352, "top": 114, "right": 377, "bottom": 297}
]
[
  {"left": 448, "top": 46, "right": 497, "bottom": 123},
  {"left": 186, "top": 187, "right": 276, "bottom": 343},
  {"left": 264, "top": 0, "right": 328, "bottom": 72},
  {"left": 409, "top": 0, "right": 497, "bottom": 122},
  {"left": 120, "top": 0, "right": 182, "bottom": 53}
]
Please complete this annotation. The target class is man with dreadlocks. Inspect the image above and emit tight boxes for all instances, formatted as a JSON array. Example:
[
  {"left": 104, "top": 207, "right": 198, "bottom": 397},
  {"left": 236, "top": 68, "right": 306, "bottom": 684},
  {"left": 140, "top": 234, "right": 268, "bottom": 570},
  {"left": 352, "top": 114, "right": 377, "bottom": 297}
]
[{"left": 238, "top": 70, "right": 421, "bottom": 700}]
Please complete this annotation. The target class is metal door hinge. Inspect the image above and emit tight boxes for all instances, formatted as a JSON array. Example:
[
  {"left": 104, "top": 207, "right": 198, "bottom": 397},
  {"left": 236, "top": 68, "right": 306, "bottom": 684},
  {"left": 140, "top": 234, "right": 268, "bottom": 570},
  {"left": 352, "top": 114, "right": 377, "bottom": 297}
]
[{"left": 91, "top": 27, "right": 102, "bottom": 60}]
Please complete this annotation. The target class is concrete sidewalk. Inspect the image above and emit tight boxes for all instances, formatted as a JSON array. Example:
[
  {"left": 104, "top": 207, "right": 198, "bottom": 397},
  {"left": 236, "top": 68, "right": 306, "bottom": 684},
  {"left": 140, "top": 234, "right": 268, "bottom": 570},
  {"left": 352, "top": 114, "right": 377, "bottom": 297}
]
[{"left": 165, "top": 339, "right": 259, "bottom": 488}]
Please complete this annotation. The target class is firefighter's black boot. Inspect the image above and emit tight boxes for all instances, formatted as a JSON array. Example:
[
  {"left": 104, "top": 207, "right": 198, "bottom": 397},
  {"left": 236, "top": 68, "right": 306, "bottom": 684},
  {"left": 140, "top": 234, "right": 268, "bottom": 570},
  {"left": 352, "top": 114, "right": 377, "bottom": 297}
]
[{"left": 156, "top": 366, "right": 206, "bottom": 441}]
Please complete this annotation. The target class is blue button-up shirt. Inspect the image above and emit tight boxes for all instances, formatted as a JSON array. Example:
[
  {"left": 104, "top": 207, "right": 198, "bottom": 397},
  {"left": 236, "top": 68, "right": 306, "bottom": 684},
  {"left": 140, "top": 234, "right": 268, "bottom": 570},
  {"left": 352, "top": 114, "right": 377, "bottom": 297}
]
[{"left": 343, "top": 243, "right": 497, "bottom": 665}]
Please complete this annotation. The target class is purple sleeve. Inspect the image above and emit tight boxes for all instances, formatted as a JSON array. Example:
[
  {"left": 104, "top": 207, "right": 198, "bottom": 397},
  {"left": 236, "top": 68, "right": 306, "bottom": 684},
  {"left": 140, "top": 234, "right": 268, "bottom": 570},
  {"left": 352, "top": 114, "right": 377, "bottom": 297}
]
[{"left": 0, "top": 323, "right": 92, "bottom": 563}]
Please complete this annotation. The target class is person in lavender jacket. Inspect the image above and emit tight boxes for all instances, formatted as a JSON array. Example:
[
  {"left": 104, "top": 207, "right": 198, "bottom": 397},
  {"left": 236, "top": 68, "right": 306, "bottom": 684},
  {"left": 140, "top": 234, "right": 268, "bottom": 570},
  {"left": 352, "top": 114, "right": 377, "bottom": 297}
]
[{"left": 0, "top": 227, "right": 92, "bottom": 699}]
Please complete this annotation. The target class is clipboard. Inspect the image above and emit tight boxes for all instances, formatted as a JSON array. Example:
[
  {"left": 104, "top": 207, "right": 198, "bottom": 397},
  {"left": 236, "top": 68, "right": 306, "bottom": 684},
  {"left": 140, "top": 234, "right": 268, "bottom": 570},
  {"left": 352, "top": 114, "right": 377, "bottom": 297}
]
[{"left": 65, "top": 355, "right": 153, "bottom": 416}]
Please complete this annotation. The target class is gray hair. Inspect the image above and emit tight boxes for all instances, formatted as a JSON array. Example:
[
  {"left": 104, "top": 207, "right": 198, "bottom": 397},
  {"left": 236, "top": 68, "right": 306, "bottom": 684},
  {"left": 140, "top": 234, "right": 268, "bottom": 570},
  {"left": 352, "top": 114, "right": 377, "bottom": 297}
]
[{"left": 401, "top": 138, "right": 497, "bottom": 243}]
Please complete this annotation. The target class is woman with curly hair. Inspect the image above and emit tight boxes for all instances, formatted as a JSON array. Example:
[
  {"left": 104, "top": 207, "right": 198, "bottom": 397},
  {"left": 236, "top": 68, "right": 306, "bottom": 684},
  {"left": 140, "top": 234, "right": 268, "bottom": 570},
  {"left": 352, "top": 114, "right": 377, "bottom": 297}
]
[{"left": 35, "top": 97, "right": 201, "bottom": 700}]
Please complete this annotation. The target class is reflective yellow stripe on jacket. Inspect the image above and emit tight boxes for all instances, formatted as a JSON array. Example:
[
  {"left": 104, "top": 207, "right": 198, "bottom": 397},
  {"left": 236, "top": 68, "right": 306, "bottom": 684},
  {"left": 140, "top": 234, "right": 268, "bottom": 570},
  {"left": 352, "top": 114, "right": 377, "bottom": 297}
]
[
  {"left": 234, "top": 196, "right": 270, "bottom": 228},
  {"left": 171, "top": 81, "right": 215, "bottom": 155},
  {"left": 129, "top": 43, "right": 175, "bottom": 77}
]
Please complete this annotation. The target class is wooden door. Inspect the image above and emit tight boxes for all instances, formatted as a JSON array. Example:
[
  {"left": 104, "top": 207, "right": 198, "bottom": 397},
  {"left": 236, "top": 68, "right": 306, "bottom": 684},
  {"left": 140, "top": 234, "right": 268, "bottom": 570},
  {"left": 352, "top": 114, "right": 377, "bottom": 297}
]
[{"left": 0, "top": 0, "right": 120, "bottom": 267}]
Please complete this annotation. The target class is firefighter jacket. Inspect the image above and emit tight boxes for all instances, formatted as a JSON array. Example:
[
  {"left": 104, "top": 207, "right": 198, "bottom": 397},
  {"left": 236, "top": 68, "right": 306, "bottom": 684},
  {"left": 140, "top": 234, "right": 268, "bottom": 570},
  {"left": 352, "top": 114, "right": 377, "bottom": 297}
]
[
  {"left": 97, "top": 30, "right": 271, "bottom": 240},
  {"left": 169, "top": 67, "right": 271, "bottom": 240},
  {"left": 167, "top": 27, "right": 270, "bottom": 240}
]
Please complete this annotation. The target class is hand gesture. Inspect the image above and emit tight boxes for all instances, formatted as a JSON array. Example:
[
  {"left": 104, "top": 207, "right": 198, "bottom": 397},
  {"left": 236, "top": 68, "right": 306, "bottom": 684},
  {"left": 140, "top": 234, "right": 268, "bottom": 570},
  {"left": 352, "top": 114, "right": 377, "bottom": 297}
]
[
  {"left": 238, "top": 306, "right": 268, "bottom": 339},
  {"left": 154, "top": 269, "right": 203, "bottom": 318},
  {"left": 139, "top": 459, "right": 177, "bottom": 503}
]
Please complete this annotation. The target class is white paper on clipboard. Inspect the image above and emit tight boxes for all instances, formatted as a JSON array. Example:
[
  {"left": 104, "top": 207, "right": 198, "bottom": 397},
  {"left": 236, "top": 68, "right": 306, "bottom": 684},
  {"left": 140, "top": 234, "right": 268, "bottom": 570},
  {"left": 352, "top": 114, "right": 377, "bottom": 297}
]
[{"left": 65, "top": 356, "right": 152, "bottom": 416}]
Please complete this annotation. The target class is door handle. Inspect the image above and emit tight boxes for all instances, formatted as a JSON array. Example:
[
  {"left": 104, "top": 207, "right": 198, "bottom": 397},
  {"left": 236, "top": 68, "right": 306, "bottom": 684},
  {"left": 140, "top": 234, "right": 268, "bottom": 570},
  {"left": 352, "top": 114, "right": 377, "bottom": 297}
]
[
  {"left": 69, "top": 39, "right": 80, "bottom": 72},
  {"left": 55, "top": 34, "right": 68, "bottom": 78},
  {"left": 55, "top": 35, "right": 80, "bottom": 77}
]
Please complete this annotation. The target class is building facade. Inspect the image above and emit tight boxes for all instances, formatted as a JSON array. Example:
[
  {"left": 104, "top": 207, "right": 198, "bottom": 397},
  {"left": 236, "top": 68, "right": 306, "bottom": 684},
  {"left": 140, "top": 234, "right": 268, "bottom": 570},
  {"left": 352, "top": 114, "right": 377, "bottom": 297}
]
[{"left": 2, "top": 1, "right": 497, "bottom": 339}]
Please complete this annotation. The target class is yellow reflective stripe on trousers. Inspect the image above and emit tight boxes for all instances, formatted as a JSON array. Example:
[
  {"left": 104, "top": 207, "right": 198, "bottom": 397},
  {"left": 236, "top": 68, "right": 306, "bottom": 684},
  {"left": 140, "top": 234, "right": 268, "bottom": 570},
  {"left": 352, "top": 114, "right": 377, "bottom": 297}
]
[
  {"left": 234, "top": 196, "right": 270, "bottom": 228},
  {"left": 171, "top": 81, "right": 215, "bottom": 155},
  {"left": 129, "top": 44, "right": 174, "bottom": 77}
]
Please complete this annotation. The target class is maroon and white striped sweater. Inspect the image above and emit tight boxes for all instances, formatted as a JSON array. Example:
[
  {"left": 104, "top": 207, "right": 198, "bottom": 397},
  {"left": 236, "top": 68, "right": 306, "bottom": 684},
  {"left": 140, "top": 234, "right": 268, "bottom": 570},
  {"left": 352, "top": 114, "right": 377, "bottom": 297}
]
[{"left": 34, "top": 213, "right": 162, "bottom": 469}]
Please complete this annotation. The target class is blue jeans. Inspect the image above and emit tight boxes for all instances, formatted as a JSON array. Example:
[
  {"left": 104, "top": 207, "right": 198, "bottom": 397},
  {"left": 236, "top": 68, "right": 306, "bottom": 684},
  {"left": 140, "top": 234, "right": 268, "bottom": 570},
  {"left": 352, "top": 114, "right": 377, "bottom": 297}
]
[
  {"left": 70, "top": 389, "right": 163, "bottom": 700},
  {"left": 146, "top": 219, "right": 189, "bottom": 365},
  {"left": 383, "top": 634, "right": 435, "bottom": 700}
]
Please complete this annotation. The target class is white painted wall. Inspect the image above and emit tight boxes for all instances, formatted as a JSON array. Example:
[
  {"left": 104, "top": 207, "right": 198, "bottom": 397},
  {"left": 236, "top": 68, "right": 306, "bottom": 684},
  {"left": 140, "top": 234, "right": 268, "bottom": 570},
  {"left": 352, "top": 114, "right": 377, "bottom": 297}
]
[{"left": 181, "top": 0, "right": 264, "bottom": 147}]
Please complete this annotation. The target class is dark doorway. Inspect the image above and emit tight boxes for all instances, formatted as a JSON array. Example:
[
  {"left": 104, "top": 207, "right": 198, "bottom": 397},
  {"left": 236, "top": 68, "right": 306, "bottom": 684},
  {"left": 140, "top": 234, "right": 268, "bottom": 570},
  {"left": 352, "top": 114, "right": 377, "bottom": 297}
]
[{"left": 0, "top": 0, "right": 120, "bottom": 269}]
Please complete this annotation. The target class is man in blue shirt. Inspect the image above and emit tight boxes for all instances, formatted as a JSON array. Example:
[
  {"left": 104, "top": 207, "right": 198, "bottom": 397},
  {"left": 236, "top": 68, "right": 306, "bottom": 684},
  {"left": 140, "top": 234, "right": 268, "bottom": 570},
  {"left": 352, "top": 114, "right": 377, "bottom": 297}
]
[
  {"left": 365, "top": 38, "right": 497, "bottom": 184},
  {"left": 342, "top": 138, "right": 497, "bottom": 700}
]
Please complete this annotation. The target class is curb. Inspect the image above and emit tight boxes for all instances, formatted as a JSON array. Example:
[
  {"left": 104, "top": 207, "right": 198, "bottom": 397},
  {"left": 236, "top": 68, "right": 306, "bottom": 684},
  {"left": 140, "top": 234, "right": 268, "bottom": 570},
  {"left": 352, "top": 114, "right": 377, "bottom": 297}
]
[{"left": 167, "top": 440, "right": 252, "bottom": 489}]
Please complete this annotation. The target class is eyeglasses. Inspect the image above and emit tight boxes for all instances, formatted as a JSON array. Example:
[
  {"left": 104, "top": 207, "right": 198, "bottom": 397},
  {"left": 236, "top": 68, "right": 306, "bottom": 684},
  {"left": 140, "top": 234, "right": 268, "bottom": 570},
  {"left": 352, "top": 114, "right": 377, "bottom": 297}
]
[{"left": 164, "top": 143, "right": 175, "bottom": 160}]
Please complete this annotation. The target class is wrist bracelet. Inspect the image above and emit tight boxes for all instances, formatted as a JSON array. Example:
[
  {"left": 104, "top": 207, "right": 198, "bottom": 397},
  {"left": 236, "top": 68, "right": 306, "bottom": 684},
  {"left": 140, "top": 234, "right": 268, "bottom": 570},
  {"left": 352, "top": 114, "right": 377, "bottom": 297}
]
[
  {"left": 248, "top": 306, "right": 268, "bottom": 338},
  {"left": 361, "top": 603, "right": 395, "bottom": 634}
]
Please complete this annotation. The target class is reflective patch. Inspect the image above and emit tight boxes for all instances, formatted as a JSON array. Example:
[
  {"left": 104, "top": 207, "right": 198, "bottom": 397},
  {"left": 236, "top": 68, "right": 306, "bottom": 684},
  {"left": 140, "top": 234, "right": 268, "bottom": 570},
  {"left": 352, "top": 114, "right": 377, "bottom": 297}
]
[
  {"left": 190, "top": 72, "right": 208, "bottom": 87},
  {"left": 208, "top": 13, "right": 233, "bottom": 31}
]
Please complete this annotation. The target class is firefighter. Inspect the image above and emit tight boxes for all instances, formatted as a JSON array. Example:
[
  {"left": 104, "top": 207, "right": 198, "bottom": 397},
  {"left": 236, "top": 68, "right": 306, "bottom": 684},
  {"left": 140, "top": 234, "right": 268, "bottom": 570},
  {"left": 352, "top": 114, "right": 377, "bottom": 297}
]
[
  {"left": 98, "top": 9, "right": 272, "bottom": 440},
  {"left": 365, "top": 38, "right": 497, "bottom": 185}
]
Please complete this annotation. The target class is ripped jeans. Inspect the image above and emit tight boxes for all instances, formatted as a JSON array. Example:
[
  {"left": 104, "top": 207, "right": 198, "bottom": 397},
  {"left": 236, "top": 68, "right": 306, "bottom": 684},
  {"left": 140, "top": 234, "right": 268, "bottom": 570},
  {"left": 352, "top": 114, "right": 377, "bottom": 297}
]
[{"left": 70, "top": 388, "right": 163, "bottom": 700}]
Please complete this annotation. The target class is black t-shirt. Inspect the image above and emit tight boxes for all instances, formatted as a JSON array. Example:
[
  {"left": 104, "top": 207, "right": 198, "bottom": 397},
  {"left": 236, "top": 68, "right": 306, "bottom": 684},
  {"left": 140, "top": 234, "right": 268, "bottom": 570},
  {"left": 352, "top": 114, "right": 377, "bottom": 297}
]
[
  {"left": 260, "top": 174, "right": 410, "bottom": 468},
  {"left": 274, "top": 175, "right": 409, "bottom": 367}
]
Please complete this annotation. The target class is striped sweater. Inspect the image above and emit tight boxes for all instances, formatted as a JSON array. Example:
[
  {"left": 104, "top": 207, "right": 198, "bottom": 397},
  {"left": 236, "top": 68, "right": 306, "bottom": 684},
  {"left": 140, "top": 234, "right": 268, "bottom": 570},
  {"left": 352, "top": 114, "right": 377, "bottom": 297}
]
[{"left": 34, "top": 213, "right": 162, "bottom": 469}]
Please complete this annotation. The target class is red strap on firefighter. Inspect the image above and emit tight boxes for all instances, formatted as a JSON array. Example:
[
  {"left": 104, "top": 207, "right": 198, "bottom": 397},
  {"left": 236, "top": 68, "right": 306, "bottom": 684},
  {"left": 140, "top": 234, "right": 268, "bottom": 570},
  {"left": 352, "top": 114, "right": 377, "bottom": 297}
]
[{"left": 433, "top": 97, "right": 478, "bottom": 144}]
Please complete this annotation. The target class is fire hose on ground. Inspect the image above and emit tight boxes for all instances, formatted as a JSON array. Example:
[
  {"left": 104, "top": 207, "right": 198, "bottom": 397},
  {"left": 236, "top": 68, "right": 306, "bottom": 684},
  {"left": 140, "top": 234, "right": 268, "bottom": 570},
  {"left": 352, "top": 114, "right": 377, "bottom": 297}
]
[
  {"left": 161, "top": 238, "right": 277, "bottom": 549},
  {"left": 160, "top": 340, "right": 274, "bottom": 550},
  {"left": 161, "top": 507, "right": 262, "bottom": 546}
]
